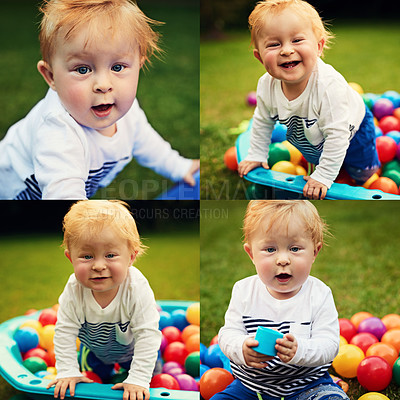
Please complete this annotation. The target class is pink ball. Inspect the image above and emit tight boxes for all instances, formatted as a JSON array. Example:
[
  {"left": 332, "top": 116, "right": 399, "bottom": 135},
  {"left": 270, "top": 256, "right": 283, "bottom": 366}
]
[
  {"left": 168, "top": 367, "right": 186, "bottom": 378},
  {"left": 246, "top": 91, "right": 257, "bottom": 106},
  {"left": 175, "top": 374, "right": 198, "bottom": 391},
  {"left": 350, "top": 332, "right": 379, "bottom": 354},
  {"left": 162, "top": 361, "right": 183, "bottom": 374},
  {"left": 160, "top": 335, "right": 168, "bottom": 353},
  {"left": 358, "top": 317, "right": 387, "bottom": 340},
  {"left": 397, "top": 142, "right": 400, "bottom": 159}
]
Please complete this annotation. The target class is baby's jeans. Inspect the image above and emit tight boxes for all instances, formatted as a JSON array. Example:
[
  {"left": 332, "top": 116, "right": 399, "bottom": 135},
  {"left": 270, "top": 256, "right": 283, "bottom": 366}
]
[{"left": 210, "top": 372, "right": 349, "bottom": 400}]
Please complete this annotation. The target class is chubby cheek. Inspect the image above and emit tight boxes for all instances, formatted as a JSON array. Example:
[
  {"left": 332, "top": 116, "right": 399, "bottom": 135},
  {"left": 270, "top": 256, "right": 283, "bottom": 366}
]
[
  {"left": 73, "top": 264, "right": 90, "bottom": 283},
  {"left": 56, "top": 79, "right": 90, "bottom": 118}
]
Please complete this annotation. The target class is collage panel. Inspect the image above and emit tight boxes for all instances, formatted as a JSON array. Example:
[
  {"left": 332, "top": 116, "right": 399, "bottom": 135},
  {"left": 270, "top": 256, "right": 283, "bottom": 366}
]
[
  {"left": 201, "top": 200, "right": 400, "bottom": 399},
  {"left": 0, "top": 200, "right": 199, "bottom": 400}
]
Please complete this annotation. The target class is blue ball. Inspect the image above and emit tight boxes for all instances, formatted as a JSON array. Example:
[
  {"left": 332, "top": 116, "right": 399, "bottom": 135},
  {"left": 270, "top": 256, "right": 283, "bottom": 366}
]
[
  {"left": 200, "top": 364, "right": 210, "bottom": 377},
  {"left": 171, "top": 309, "right": 189, "bottom": 331},
  {"left": 386, "top": 131, "right": 400, "bottom": 144},
  {"left": 382, "top": 90, "right": 400, "bottom": 108},
  {"left": 14, "top": 327, "right": 39, "bottom": 353},
  {"left": 158, "top": 311, "right": 173, "bottom": 330},
  {"left": 375, "top": 126, "right": 383, "bottom": 138},
  {"left": 200, "top": 342, "right": 207, "bottom": 364},
  {"left": 204, "top": 344, "right": 224, "bottom": 368},
  {"left": 271, "top": 122, "right": 287, "bottom": 143}
]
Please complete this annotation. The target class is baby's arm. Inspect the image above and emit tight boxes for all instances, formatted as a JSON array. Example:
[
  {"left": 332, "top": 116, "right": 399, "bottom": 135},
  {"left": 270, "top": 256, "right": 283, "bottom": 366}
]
[
  {"left": 47, "top": 376, "right": 94, "bottom": 400},
  {"left": 183, "top": 159, "right": 200, "bottom": 186}
]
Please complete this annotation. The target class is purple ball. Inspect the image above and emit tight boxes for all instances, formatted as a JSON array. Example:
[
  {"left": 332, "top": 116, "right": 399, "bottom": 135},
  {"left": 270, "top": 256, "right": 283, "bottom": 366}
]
[
  {"left": 373, "top": 98, "right": 394, "bottom": 120},
  {"left": 168, "top": 367, "right": 185, "bottom": 378},
  {"left": 162, "top": 361, "right": 183, "bottom": 374},
  {"left": 358, "top": 317, "right": 387, "bottom": 340},
  {"left": 175, "top": 374, "right": 198, "bottom": 391},
  {"left": 160, "top": 335, "right": 168, "bottom": 353},
  {"left": 247, "top": 91, "right": 257, "bottom": 106},
  {"left": 397, "top": 142, "right": 400, "bottom": 160}
]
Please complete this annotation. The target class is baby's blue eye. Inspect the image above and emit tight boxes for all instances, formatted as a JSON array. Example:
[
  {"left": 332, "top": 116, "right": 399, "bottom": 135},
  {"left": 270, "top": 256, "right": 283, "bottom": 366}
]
[
  {"left": 106, "top": 254, "right": 115, "bottom": 259},
  {"left": 291, "top": 247, "right": 300, "bottom": 252},
  {"left": 112, "top": 64, "right": 124, "bottom": 72},
  {"left": 83, "top": 255, "right": 92, "bottom": 260},
  {"left": 265, "top": 247, "right": 275, "bottom": 253},
  {"left": 76, "top": 66, "right": 91, "bottom": 75}
]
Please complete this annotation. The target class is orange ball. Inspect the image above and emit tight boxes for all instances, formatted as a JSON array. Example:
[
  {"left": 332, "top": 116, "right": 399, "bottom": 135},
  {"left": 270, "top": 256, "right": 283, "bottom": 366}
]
[
  {"left": 369, "top": 177, "right": 399, "bottom": 195},
  {"left": 366, "top": 342, "right": 398, "bottom": 367},
  {"left": 381, "top": 329, "right": 400, "bottom": 353},
  {"left": 181, "top": 324, "right": 200, "bottom": 343},
  {"left": 393, "top": 107, "right": 400, "bottom": 121},
  {"left": 362, "top": 173, "right": 379, "bottom": 189},
  {"left": 200, "top": 368, "right": 234, "bottom": 400},
  {"left": 185, "top": 333, "right": 200, "bottom": 353},
  {"left": 381, "top": 313, "right": 400, "bottom": 330},
  {"left": 224, "top": 147, "right": 238, "bottom": 171},
  {"left": 350, "top": 312, "right": 374, "bottom": 330}
]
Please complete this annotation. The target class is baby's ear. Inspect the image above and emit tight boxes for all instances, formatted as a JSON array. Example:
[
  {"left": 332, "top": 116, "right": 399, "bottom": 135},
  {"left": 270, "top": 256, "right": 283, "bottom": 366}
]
[
  {"left": 253, "top": 49, "right": 263, "bottom": 64},
  {"left": 243, "top": 243, "right": 254, "bottom": 262},
  {"left": 37, "top": 60, "right": 56, "bottom": 91},
  {"left": 317, "top": 38, "right": 325, "bottom": 57},
  {"left": 64, "top": 250, "right": 72, "bottom": 263}
]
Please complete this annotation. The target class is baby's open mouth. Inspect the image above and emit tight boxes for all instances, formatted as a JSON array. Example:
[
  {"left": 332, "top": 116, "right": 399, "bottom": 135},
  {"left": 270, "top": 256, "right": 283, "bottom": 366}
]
[
  {"left": 276, "top": 273, "right": 292, "bottom": 282},
  {"left": 91, "top": 104, "right": 113, "bottom": 117},
  {"left": 280, "top": 61, "right": 300, "bottom": 69}
]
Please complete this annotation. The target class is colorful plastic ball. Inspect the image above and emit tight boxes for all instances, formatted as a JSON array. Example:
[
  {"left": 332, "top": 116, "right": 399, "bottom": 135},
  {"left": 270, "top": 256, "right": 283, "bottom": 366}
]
[
  {"left": 23, "top": 348, "right": 51, "bottom": 366},
  {"left": 184, "top": 351, "right": 200, "bottom": 378},
  {"left": 110, "top": 370, "right": 129, "bottom": 384},
  {"left": 375, "top": 126, "right": 383, "bottom": 137},
  {"left": 373, "top": 98, "right": 394, "bottom": 120},
  {"left": 224, "top": 147, "right": 238, "bottom": 171},
  {"left": 382, "top": 169, "right": 400, "bottom": 187},
  {"left": 186, "top": 303, "right": 200, "bottom": 326},
  {"left": 25, "top": 309, "right": 38, "bottom": 316},
  {"left": 200, "top": 343, "right": 207, "bottom": 364},
  {"left": 394, "top": 107, "right": 400, "bottom": 120},
  {"left": 393, "top": 357, "right": 400, "bottom": 385},
  {"left": 199, "top": 368, "right": 234, "bottom": 400},
  {"left": 379, "top": 115, "right": 400, "bottom": 134},
  {"left": 339, "top": 318, "right": 357, "bottom": 342},
  {"left": 358, "top": 393, "right": 390, "bottom": 400},
  {"left": 349, "top": 82, "right": 364, "bottom": 95},
  {"left": 382, "top": 90, "right": 400, "bottom": 108},
  {"left": 20, "top": 320, "right": 43, "bottom": 334},
  {"left": 281, "top": 141, "right": 302, "bottom": 165},
  {"left": 366, "top": 342, "right": 398, "bottom": 367},
  {"left": 332, "top": 344, "right": 364, "bottom": 378},
  {"left": 267, "top": 143, "right": 291, "bottom": 168},
  {"left": 175, "top": 373, "right": 198, "bottom": 391},
  {"left": 271, "top": 160, "right": 296, "bottom": 174},
  {"left": 38, "top": 309, "right": 57, "bottom": 327},
  {"left": 200, "top": 364, "right": 210, "bottom": 377},
  {"left": 382, "top": 314, "right": 400, "bottom": 330},
  {"left": 162, "top": 361, "right": 183, "bottom": 374},
  {"left": 386, "top": 131, "right": 400, "bottom": 144},
  {"left": 171, "top": 309, "right": 189, "bottom": 331},
  {"left": 203, "top": 344, "right": 224, "bottom": 368},
  {"left": 358, "top": 317, "right": 387, "bottom": 340},
  {"left": 159, "top": 311, "right": 173, "bottom": 330},
  {"left": 82, "top": 370, "right": 103, "bottom": 383},
  {"left": 271, "top": 123, "right": 287, "bottom": 143},
  {"left": 382, "top": 159, "right": 400, "bottom": 174},
  {"left": 39, "top": 324, "right": 56, "bottom": 351},
  {"left": 182, "top": 325, "right": 200, "bottom": 343},
  {"left": 362, "top": 173, "right": 379, "bottom": 189},
  {"left": 350, "top": 312, "right": 374, "bottom": 329},
  {"left": 14, "top": 327, "right": 39, "bottom": 353},
  {"left": 162, "top": 326, "right": 182, "bottom": 344},
  {"left": 150, "top": 373, "right": 180, "bottom": 390},
  {"left": 22, "top": 357, "right": 47, "bottom": 374},
  {"left": 339, "top": 336, "right": 348, "bottom": 347},
  {"left": 369, "top": 177, "right": 399, "bottom": 195},
  {"left": 185, "top": 333, "right": 200, "bottom": 353},
  {"left": 246, "top": 91, "right": 257, "bottom": 106},
  {"left": 350, "top": 332, "right": 378, "bottom": 354},
  {"left": 295, "top": 165, "right": 307, "bottom": 176},
  {"left": 357, "top": 356, "right": 392, "bottom": 391},
  {"left": 163, "top": 342, "right": 189, "bottom": 366},
  {"left": 376, "top": 135, "right": 397, "bottom": 163},
  {"left": 381, "top": 329, "right": 400, "bottom": 352}
]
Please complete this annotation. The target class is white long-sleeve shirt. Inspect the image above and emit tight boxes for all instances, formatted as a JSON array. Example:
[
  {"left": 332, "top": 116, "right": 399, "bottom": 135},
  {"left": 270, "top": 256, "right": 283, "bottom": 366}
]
[
  {"left": 54, "top": 268, "right": 161, "bottom": 389},
  {"left": 246, "top": 58, "right": 366, "bottom": 188},
  {"left": 218, "top": 275, "right": 339, "bottom": 397},
  {"left": 0, "top": 89, "right": 192, "bottom": 199}
]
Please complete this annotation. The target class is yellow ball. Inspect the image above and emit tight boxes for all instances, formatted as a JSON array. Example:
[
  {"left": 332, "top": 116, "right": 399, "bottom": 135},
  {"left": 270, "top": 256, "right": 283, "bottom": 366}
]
[
  {"left": 339, "top": 335, "right": 348, "bottom": 347},
  {"left": 281, "top": 141, "right": 302, "bottom": 165},
  {"left": 332, "top": 344, "right": 364, "bottom": 378},
  {"left": 39, "top": 324, "right": 55, "bottom": 351},
  {"left": 295, "top": 165, "right": 307, "bottom": 176},
  {"left": 358, "top": 394, "right": 390, "bottom": 400},
  {"left": 47, "top": 367, "right": 57, "bottom": 375},
  {"left": 271, "top": 161, "right": 297, "bottom": 175},
  {"left": 348, "top": 82, "right": 364, "bottom": 95},
  {"left": 20, "top": 320, "right": 43, "bottom": 335},
  {"left": 186, "top": 302, "right": 200, "bottom": 326},
  {"left": 43, "top": 374, "right": 57, "bottom": 380}
]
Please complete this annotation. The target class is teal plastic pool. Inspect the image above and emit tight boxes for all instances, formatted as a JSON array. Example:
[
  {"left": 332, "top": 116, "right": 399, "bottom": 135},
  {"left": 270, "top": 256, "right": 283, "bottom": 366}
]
[{"left": 0, "top": 301, "right": 199, "bottom": 400}]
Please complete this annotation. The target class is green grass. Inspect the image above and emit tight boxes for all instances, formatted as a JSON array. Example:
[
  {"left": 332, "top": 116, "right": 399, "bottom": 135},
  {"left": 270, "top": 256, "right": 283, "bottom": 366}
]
[
  {"left": 200, "top": 21, "right": 400, "bottom": 199},
  {"left": 0, "top": 0, "right": 199, "bottom": 199},
  {"left": 200, "top": 200, "right": 400, "bottom": 399}
]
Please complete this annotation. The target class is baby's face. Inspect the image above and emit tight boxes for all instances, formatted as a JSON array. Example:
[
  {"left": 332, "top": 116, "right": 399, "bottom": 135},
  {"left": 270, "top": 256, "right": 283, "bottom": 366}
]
[
  {"left": 45, "top": 25, "right": 142, "bottom": 136},
  {"left": 66, "top": 226, "right": 135, "bottom": 300},
  {"left": 254, "top": 8, "right": 324, "bottom": 97},
  {"left": 244, "top": 215, "right": 321, "bottom": 300}
]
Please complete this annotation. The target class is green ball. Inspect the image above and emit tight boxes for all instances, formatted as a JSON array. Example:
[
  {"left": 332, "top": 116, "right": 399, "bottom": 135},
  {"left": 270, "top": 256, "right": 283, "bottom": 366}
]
[
  {"left": 268, "top": 143, "right": 290, "bottom": 168},
  {"left": 393, "top": 357, "right": 400, "bottom": 385},
  {"left": 382, "top": 169, "right": 400, "bottom": 187},
  {"left": 362, "top": 94, "right": 374, "bottom": 110},
  {"left": 110, "top": 370, "right": 129, "bottom": 384},
  {"left": 184, "top": 351, "right": 199, "bottom": 378},
  {"left": 382, "top": 159, "right": 400, "bottom": 174},
  {"left": 22, "top": 357, "right": 47, "bottom": 374}
]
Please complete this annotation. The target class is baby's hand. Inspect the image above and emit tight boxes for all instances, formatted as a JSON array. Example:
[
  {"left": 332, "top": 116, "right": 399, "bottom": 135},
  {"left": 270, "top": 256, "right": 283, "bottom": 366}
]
[
  {"left": 242, "top": 337, "right": 274, "bottom": 368},
  {"left": 275, "top": 333, "right": 298, "bottom": 363},
  {"left": 46, "top": 376, "right": 94, "bottom": 399},
  {"left": 183, "top": 159, "right": 200, "bottom": 186},
  {"left": 238, "top": 160, "right": 268, "bottom": 177},
  {"left": 112, "top": 382, "right": 150, "bottom": 400},
  {"left": 303, "top": 176, "right": 328, "bottom": 199}
]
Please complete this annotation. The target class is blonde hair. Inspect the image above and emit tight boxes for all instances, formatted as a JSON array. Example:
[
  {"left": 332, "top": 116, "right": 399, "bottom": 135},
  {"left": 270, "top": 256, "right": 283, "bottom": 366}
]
[
  {"left": 63, "top": 200, "right": 147, "bottom": 256},
  {"left": 38, "top": 0, "right": 162, "bottom": 65},
  {"left": 243, "top": 200, "right": 327, "bottom": 246},
  {"left": 249, "top": 0, "right": 334, "bottom": 56}
]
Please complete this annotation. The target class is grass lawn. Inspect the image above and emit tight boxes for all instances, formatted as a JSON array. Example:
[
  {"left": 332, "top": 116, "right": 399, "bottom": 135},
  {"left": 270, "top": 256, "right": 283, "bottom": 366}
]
[
  {"left": 200, "top": 200, "right": 400, "bottom": 399},
  {"left": 200, "top": 21, "right": 400, "bottom": 199},
  {"left": 0, "top": 0, "right": 199, "bottom": 199}
]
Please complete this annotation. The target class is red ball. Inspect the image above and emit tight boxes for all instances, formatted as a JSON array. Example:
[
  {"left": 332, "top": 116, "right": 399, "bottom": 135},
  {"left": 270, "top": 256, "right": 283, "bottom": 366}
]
[
  {"left": 224, "top": 147, "right": 238, "bottom": 171},
  {"left": 339, "top": 318, "right": 357, "bottom": 342},
  {"left": 357, "top": 356, "right": 392, "bottom": 391},
  {"left": 82, "top": 370, "right": 103, "bottom": 383},
  {"left": 38, "top": 309, "right": 57, "bottom": 327},
  {"left": 150, "top": 373, "right": 180, "bottom": 390},
  {"left": 163, "top": 342, "right": 189, "bottom": 366},
  {"left": 23, "top": 348, "right": 51, "bottom": 366},
  {"left": 162, "top": 326, "right": 182, "bottom": 344},
  {"left": 376, "top": 136, "right": 397, "bottom": 163},
  {"left": 350, "top": 332, "right": 379, "bottom": 354},
  {"left": 200, "top": 368, "right": 234, "bottom": 400},
  {"left": 369, "top": 177, "right": 399, "bottom": 195},
  {"left": 379, "top": 115, "right": 400, "bottom": 134},
  {"left": 209, "top": 335, "right": 218, "bottom": 346}
]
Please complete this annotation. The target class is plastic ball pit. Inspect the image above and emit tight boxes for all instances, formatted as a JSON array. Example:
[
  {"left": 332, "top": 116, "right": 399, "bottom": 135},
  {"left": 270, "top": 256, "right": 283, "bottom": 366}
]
[{"left": 0, "top": 301, "right": 199, "bottom": 400}]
